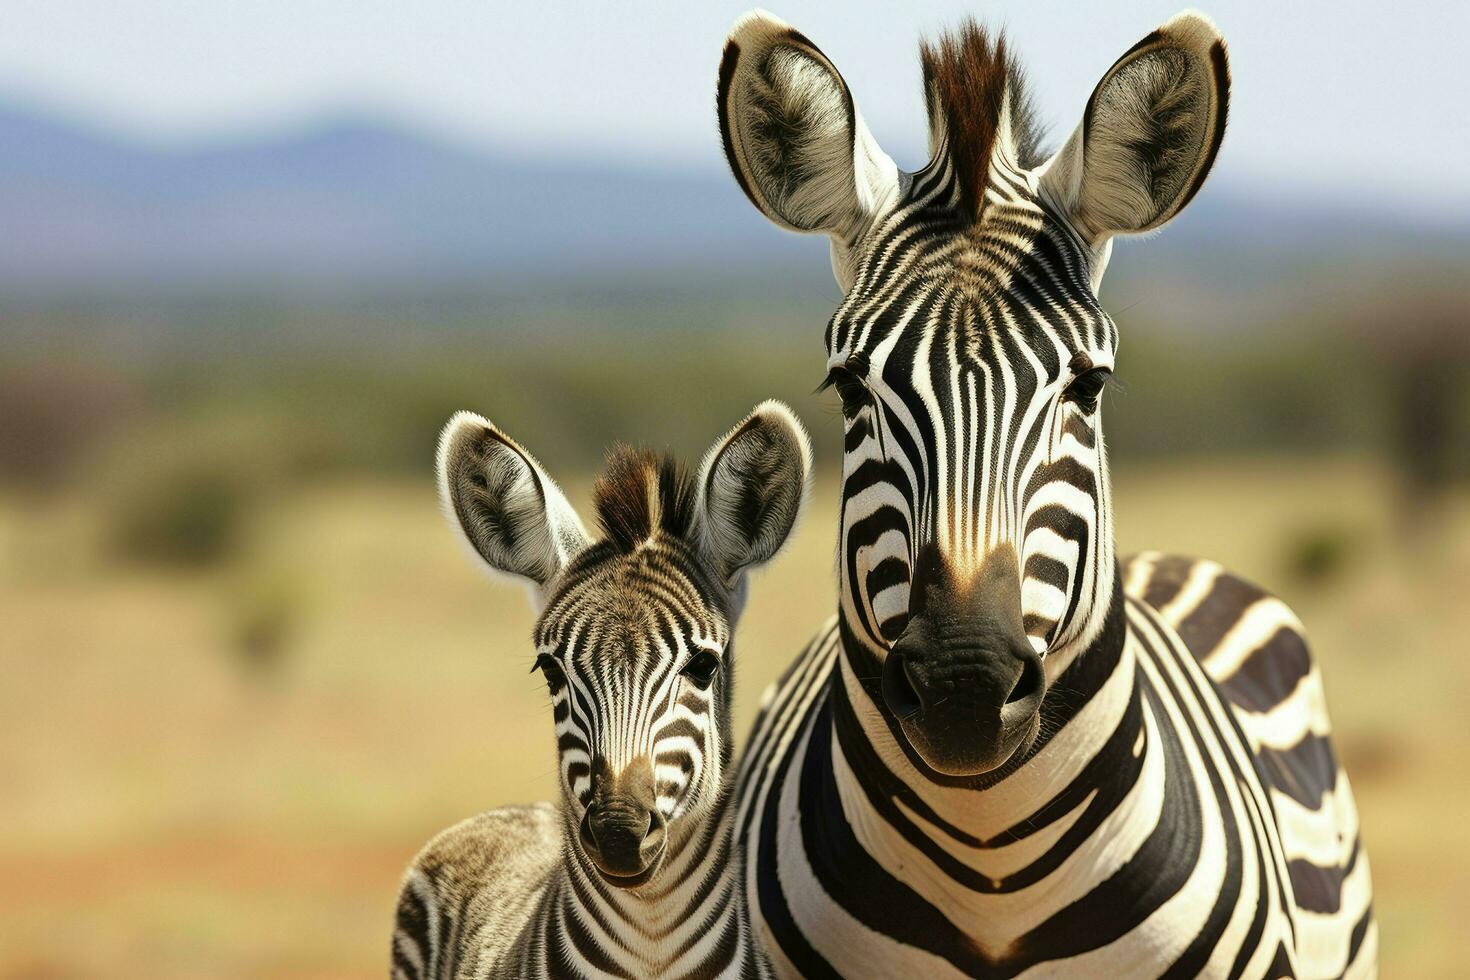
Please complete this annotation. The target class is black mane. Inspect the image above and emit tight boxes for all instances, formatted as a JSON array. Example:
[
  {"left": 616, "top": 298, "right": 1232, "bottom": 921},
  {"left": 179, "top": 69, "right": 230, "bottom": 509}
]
[{"left": 920, "top": 20, "right": 1045, "bottom": 220}]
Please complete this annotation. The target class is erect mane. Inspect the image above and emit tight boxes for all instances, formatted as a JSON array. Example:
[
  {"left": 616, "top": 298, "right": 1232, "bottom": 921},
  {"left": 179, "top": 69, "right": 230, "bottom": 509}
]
[
  {"left": 592, "top": 445, "right": 698, "bottom": 553},
  {"left": 919, "top": 20, "right": 1044, "bottom": 220}
]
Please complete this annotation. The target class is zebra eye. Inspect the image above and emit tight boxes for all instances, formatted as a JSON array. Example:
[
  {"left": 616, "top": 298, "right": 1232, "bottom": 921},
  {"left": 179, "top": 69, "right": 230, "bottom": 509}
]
[
  {"left": 822, "top": 367, "right": 869, "bottom": 420},
  {"left": 533, "top": 653, "right": 565, "bottom": 690},
  {"left": 1063, "top": 367, "right": 1111, "bottom": 411},
  {"left": 680, "top": 650, "right": 721, "bottom": 689}
]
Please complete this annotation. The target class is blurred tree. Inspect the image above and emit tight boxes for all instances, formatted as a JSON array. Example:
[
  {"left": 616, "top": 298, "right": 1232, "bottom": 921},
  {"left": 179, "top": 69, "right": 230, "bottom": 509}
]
[
  {"left": 104, "top": 455, "right": 249, "bottom": 567},
  {"left": 1282, "top": 522, "right": 1361, "bottom": 588},
  {"left": 1362, "top": 289, "right": 1470, "bottom": 534},
  {"left": 0, "top": 360, "right": 143, "bottom": 488},
  {"left": 95, "top": 415, "right": 290, "bottom": 568}
]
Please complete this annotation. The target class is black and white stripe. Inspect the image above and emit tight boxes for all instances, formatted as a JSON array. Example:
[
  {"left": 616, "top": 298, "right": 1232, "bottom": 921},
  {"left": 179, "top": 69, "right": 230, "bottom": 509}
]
[
  {"left": 392, "top": 402, "right": 811, "bottom": 978},
  {"left": 720, "top": 9, "right": 1374, "bottom": 977}
]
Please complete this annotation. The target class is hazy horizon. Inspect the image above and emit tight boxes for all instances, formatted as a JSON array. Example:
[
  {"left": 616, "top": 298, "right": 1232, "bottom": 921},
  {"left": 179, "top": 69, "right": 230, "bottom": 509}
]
[{"left": 2, "top": 1, "right": 1467, "bottom": 221}]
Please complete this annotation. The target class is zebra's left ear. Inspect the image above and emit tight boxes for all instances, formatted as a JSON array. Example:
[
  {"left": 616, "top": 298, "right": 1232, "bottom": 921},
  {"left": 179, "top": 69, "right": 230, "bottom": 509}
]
[
  {"left": 695, "top": 400, "right": 813, "bottom": 585},
  {"left": 1038, "top": 11, "right": 1229, "bottom": 248}
]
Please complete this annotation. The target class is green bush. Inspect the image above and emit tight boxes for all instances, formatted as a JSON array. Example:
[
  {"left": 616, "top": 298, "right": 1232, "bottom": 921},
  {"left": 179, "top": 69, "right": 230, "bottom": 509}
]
[
  {"left": 1282, "top": 523, "right": 1361, "bottom": 587},
  {"left": 227, "top": 565, "right": 302, "bottom": 679},
  {"left": 95, "top": 417, "right": 290, "bottom": 569},
  {"left": 106, "top": 462, "right": 246, "bottom": 566}
]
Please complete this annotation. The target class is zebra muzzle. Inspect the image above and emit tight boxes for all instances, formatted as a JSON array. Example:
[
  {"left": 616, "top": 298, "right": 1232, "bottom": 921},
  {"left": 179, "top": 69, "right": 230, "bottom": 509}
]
[
  {"left": 578, "top": 758, "right": 668, "bottom": 886},
  {"left": 881, "top": 544, "right": 1046, "bottom": 776}
]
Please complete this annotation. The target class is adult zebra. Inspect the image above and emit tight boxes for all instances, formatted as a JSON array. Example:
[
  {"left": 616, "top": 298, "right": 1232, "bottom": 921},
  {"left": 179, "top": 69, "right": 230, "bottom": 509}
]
[
  {"left": 391, "top": 403, "right": 811, "bottom": 978},
  {"left": 717, "top": 10, "right": 1374, "bottom": 978}
]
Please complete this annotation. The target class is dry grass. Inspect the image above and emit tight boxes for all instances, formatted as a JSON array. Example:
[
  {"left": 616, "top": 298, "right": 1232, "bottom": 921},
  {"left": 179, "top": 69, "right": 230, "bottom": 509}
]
[{"left": 1, "top": 458, "right": 1464, "bottom": 977}]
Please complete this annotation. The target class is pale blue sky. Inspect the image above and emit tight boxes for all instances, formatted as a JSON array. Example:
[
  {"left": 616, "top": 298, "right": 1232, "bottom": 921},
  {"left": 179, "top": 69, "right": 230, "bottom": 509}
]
[{"left": 2, "top": 1, "right": 1466, "bottom": 216}]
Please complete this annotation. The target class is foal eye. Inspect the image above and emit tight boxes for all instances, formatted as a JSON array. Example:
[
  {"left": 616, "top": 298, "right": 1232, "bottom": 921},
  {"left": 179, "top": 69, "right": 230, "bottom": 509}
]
[
  {"left": 1063, "top": 367, "right": 1112, "bottom": 411},
  {"left": 680, "top": 650, "right": 721, "bottom": 689},
  {"left": 532, "top": 653, "right": 565, "bottom": 689}
]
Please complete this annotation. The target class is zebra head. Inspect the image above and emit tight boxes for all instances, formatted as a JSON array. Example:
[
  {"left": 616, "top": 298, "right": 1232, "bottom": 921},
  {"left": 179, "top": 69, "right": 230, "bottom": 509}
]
[
  {"left": 437, "top": 402, "right": 811, "bottom": 885},
  {"left": 719, "top": 12, "right": 1228, "bottom": 776}
]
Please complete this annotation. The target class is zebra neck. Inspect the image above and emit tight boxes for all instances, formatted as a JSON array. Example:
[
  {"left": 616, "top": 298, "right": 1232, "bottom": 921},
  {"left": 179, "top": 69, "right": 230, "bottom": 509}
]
[
  {"left": 831, "top": 573, "right": 1137, "bottom": 841},
  {"left": 551, "top": 784, "right": 747, "bottom": 975}
]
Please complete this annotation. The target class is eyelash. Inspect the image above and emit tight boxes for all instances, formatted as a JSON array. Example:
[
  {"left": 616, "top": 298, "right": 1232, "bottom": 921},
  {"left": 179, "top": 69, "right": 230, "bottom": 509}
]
[
  {"left": 532, "top": 652, "right": 565, "bottom": 691},
  {"left": 1063, "top": 367, "right": 1113, "bottom": 411},
  {"left": 680, "top": 650, "right": 721, "bottom": 689},
  {"left": 818, "top": 361, "right": 871, "bottom": 420}
]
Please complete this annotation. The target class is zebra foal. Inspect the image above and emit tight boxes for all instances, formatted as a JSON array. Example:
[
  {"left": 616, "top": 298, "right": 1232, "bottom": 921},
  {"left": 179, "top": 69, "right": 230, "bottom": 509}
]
[{"left": 391, "top": 402, "right": 811, "bottom": 979}]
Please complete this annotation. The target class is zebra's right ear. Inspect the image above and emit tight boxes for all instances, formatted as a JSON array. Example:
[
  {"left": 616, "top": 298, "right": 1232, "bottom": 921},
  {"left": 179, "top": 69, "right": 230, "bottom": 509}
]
[
  {"left": 718, "top": 10, "right": 900, "bottom": 291},
  {"left": 696, "top": 400, "right": 813, "bottom": 585},
  {"left": 436, "top": 412, "right": 589, "bottom": 604}
]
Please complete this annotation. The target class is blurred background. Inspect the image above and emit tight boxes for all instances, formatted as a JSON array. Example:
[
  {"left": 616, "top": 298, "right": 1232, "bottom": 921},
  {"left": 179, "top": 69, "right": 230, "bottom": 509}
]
[{"left": 2, "top": 1, "right": 1467, "bottom": 976}]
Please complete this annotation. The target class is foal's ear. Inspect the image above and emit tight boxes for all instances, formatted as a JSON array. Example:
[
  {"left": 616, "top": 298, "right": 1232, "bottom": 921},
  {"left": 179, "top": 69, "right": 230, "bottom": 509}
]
[
  {"left": 1038, "top": 11, "right": 1229, "bottom": 247},
  {"left": 718, "top": 10, "right": 900, "bottom": 291},
  {"left": 696, "top": 400, "right": 812, "bottom": 583},
  {"left": 436, "top": 412, "right": 589, "bottom": 603}
]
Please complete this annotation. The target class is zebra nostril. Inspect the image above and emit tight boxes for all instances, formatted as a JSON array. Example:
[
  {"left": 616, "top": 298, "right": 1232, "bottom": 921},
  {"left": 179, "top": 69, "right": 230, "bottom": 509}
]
[
  {"left": 643, "top": 810, "right": 664, "bottom": 843},
  {"left": 579, "top": 808, "right": 601, "bottom": 852},
  {"left": 1005, "top": 656, "right": 1043, "bottom": 706},
  {"left": 882, "top": 652, "right": 924, "bottom": 720}
]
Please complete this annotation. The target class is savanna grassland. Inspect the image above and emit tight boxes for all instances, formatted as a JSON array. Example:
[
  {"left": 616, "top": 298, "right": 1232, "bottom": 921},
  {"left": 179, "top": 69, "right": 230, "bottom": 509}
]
[{"left": 1, "top": 458, "right": 1465, "bottom": 978}]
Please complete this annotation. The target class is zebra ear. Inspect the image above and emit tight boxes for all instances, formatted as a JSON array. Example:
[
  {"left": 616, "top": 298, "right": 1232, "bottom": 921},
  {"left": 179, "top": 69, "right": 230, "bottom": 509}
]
[
  {"left": 436, "top": 412, "right": 589, "bottom": 603},
  {"left": 696, "top": 400, "right": 812, "bottom": 584},
  {"left": 718, "top": 10, "right": 900, "bottom": 291},
  {"left": 1038, "top": 11, "right": 1229, "bottom": 248}
]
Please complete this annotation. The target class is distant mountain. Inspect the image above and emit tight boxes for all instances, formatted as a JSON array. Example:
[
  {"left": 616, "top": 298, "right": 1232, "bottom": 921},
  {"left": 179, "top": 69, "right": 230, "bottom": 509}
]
[
  {"left": 0, "top": 102, "right": 1465, "bottom": 302},
  {"left": 0, "top": 104, "right": 810, "bottom": 290}
]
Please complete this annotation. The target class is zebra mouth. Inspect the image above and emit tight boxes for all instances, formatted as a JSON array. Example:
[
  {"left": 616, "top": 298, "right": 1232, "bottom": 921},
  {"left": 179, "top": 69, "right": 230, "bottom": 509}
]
[
  {"left": 881, "top": 643, "right": 1046, "bottom": 777},
  {"left": 900, "top": 703, "right": 1041, "bottom": 778},
  {"left": 587, "top": 844, "right": 667, "bottom": 888},
  {"left": 881, "top": 654, "right": 925, "bottom": 721}
]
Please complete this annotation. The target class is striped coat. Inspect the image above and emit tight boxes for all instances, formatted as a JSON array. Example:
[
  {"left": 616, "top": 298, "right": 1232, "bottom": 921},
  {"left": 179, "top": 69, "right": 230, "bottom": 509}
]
[
  {"left": 718, "top": 8, "right": 1374, "bottom": 977},
  {"left": 732, "top": 557, "right": 1373, "bottom": 976}
]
